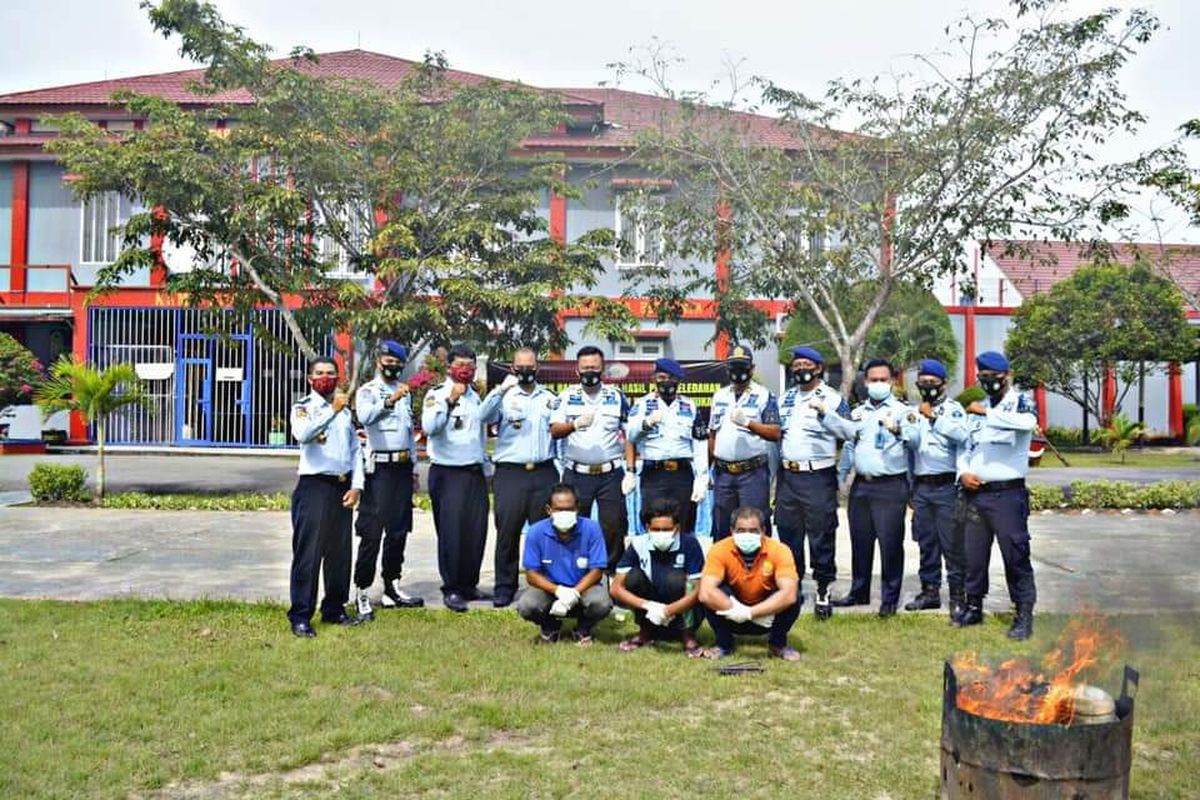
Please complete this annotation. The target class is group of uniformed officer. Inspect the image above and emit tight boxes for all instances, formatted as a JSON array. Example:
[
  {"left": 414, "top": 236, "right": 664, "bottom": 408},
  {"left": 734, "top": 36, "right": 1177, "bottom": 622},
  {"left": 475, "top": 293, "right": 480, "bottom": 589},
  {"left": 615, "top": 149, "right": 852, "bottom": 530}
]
[{"left": 286, "top": 339, "right": 1038, "bottom": 642}]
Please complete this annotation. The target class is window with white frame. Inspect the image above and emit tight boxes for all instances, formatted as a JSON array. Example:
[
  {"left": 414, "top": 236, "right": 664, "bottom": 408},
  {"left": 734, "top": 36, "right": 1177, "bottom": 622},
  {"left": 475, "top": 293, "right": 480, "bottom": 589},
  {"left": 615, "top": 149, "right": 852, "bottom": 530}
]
[
  {"left": 778, "top": 209, "right": 828, "bottom": 263},
  {"left": 615, "top": 193, "right": 664, "bottom": 268},
  {"left": 315, "top": 202, "right": 371, "bottom": 277},
  {"left": 80, "top": 192, "right": 136, "bottom": 265}
]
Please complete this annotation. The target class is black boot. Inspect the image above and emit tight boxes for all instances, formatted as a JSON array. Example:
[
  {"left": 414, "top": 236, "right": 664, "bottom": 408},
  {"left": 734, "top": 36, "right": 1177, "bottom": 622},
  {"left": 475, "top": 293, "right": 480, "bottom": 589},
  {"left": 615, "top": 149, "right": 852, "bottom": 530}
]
[
  {"left": 1006, "top": 603, "right": 1034, "bottom": 641},
  {"left": 904, "top": 584, "right": 941, "bottom": 612},
  {"left": 954, "top": 595, "right": 983, "bottom": 628},
  {"left": 948, "top": 588, "right": 966, "bottom": 626},
  {"left": 814, "top": 584, "right": 832, "bottom": 621}
]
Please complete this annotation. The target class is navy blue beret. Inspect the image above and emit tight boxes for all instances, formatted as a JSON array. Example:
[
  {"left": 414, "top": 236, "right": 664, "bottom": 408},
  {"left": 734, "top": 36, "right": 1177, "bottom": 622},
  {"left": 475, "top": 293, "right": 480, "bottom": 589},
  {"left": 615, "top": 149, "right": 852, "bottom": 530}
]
[
  {"left": 790, "top": 346, "right": 823, "bottom": 365},
  {"left": 379, "top": 340, "right": 408, "bottom": 361},
  {"left": 975, "top": 351, "right": 1010, "bottom": 372},
  {"left": 917, "top": 359, "right": 947, "bottom": 380},
  {"left": 653, "top": 358, "right": 685, "bottom": 379}
]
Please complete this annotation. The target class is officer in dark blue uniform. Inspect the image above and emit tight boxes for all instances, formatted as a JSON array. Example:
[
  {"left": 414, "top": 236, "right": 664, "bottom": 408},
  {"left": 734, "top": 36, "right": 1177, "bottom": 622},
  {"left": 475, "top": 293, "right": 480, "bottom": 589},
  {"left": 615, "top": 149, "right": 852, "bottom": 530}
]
[
  {"left": 287, "top": 357, "right": 366, "bottom": 637},
  {"left": 955, "top": 351, "right": 1038, "bottom": 640}
]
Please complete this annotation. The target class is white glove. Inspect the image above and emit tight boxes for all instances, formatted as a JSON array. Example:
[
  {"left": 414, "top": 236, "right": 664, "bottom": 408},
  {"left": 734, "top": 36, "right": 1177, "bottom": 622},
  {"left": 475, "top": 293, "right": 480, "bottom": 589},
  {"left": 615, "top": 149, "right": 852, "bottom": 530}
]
[
  {"left": 499, "top": 374, "right": 520, "bottom": 392},
  {"left": 730, "top": 407, "right": 749, "bottom": 427},
  {"left": 573, "top": 410, "right": 596, "bottom": 430},
  {"left": 554, "top": 585, "right": 580, "bottom": 609},
  {"left": 691, "top": 475, "right": 708, "bottom": 503},
  {"left": 621, "top": 471, "right": 638, "bottom": 496},
  {"left": 549, "top": 599, "right": 571, "bottom": 617},
  {"left": 718, "top": 599, "right": 753, "bottom": 624},
  {"left": 645, "top": 408, "right": 664, "bottom": 428},
  {"left": 752, "top": 613, "right": 775, "bottom": 629},
  {"left": 643, "top": 601, "right": 673, "bottom": 627}
]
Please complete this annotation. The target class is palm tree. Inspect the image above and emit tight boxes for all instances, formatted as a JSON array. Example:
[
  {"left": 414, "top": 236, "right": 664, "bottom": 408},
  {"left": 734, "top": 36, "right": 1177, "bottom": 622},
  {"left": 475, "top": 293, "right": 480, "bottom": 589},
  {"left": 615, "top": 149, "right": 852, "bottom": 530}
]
[
  {"left": 35, "top": 357, "right": 150, "bottom": 499},
  {"left": 1096, "top": 413, "right": 1145, "bottom": 464}
]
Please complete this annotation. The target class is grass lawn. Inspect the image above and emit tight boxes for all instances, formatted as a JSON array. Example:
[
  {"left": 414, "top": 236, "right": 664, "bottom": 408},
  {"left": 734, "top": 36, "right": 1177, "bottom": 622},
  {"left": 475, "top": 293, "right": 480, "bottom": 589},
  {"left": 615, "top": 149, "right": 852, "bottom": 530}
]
[
  {"left": 0, "top": 601, "right": 1195, "bottom": 799},
  {"left": 1038, "top": 449, "right": 1200, "bottom": 469}
]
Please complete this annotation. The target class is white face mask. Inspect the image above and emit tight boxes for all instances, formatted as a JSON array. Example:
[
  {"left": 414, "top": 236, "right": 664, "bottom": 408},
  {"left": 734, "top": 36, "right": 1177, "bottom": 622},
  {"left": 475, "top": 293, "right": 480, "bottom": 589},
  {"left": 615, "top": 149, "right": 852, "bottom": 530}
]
[
  {"left": 866, "top": 381, "right": 892, "bottom": 402},
  {"left": 551, "top": 510, "right": 577, "bottom": 532},
  {"left": 648, "top": 531, "right": 677, "bottom": 551},
  {"left": 732, "top": 532, "right": 761, "bottom": 555}
]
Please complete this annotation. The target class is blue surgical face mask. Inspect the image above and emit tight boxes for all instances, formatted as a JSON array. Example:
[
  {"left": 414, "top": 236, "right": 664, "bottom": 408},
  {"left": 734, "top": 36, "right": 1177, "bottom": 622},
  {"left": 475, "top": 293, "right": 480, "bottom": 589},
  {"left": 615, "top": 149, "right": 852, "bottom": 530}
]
[
  {"left": 867, "top": 381, "right": 892, "bottom": 402},
  {"left": 732, "top": 532, "right": 761, "bottom": 555}
]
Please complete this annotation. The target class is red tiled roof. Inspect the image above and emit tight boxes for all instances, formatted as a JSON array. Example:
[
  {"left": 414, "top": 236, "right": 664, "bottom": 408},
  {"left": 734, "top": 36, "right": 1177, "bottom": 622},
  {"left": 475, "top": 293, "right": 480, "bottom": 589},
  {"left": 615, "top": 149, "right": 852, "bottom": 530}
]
[{"left": 987, "top": 240, "right": 1200, "bottom": 300}]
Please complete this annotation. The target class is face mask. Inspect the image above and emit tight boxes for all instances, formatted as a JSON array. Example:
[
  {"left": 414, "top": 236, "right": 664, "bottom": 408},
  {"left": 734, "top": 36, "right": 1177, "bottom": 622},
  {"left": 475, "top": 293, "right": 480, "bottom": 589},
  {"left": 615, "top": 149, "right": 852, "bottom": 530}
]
[
  {"left": 867, "top": 381, "right": 892, "bottom": 402},
  {"left": 380, "top": 365, "right": 403, "bottom": 381},
  {"left": 793, "top": 369, "right": 816, "bottom": 386},
  {"left": 728, "top": 366, "right": 751, "bottom": 385},
  {"left": 980, "top": 377, "right": 1005, "bottom": 397},
  {"left": 733, "top": 532, "right": 761, "bottom": 555},
  {"left": 551, "top": 510, "right": 577, "bottom": 532},
  {"left": 917, "top": 384, "right": 943, "bottom": 403},
  {"left": 515, "top": 367, "right": 538, "bottom": 386},
  {"left": 655, "top": 380, "right": 678, "bottom": 401},
  {"left": 579, "top": 370, "right": 602, "bottom": 388},
  {"left": 648, "top": 531, "right": 677, "bottom": 551},
  {"left": 449, "top": 365, "right": 475, "bottom": 385},
  {"left": 311, "top": 376, "right": 338, "bottom": 396}
]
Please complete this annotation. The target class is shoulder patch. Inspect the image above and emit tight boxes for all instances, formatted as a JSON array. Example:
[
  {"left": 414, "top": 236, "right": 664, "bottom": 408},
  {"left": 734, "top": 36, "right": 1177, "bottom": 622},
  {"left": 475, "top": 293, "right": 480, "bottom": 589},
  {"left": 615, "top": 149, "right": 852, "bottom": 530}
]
[{"left": 294, "top": 406, "right": 308, "bottom": 419}]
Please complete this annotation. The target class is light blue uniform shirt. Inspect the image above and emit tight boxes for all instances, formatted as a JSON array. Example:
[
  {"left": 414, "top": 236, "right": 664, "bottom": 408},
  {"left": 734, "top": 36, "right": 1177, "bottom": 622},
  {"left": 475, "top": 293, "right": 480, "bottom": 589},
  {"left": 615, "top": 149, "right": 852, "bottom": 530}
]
[
  {"left": 822, "top": 395, "right": 916, "bottom": 478},
  {"left": 480, "top": 383, "right": 556, "bottom": 464},
  {"left": 421, "top": 382, "right": 487, "bottom": 466},
  {"left": 290, "top": 392, "right": 365, "bottom": 490},
  {"left": 550, "top": 384, "right": 629, "bottom": 466},
  {"left": 626, "top": 392, "right": 706, "bottom": 461},
  {"left": 908, "top": 398, "right": 969, "bottom": 476},
  {"left": 779, "top": 381, "right": 848, "bottom": 464},
  {"left": 355, "top": 375, "right": 416, "bottom": 457},
  {"left": 708, "top": 382, "right": 779, "bottom": 462},
  {"left": 957, "top": 389, "right": 1037, "bottom": 482}
]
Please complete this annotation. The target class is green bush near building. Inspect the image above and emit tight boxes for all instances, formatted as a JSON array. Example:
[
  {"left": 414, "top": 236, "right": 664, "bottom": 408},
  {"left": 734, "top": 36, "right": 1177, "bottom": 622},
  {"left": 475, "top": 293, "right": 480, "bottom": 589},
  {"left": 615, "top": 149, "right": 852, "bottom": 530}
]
[{"left": 26, "top": 463, "right": 90, "bottom": 503}]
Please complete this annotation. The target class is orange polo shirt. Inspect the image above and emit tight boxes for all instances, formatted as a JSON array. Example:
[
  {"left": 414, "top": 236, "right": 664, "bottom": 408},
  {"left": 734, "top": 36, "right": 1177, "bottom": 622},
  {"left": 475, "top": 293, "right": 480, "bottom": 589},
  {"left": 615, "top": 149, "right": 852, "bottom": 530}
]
[{"left": 702, "top": 536, "right": 798, "bottom": 605}]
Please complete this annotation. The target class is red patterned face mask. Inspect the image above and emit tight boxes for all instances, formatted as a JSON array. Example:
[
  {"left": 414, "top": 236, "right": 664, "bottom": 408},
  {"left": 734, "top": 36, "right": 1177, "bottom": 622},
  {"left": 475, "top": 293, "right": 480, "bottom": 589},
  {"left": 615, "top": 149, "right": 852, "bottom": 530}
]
[
  {"left": 311, "top": 376, "right": 338, "bottom": 396},
  {"left": 449, "top": 366, "right": 476, "bottom": 385}
]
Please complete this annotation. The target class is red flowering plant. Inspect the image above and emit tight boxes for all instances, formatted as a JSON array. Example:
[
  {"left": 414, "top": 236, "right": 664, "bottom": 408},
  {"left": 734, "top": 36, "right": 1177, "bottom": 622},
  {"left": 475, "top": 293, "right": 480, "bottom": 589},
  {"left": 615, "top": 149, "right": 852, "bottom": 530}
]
[
  {"left": 0, "top": 333, "right": 44, "bottom": 408},
  {"left": 407, "top": 353, "right": 446, "bottom": 431}
]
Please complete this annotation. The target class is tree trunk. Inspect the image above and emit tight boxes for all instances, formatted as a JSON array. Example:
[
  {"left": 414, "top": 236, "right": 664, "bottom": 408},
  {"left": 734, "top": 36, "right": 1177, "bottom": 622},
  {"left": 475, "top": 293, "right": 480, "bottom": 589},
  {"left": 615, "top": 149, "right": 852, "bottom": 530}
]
[
  {"left": 837, "top": 343, "right": 858, "bottom": 401},
  {"left": 96, "top": 418, "right": 106, "bottom": 501},
  {"left": 1081, "top": 374, "right": 1090, "bottom": 446}
]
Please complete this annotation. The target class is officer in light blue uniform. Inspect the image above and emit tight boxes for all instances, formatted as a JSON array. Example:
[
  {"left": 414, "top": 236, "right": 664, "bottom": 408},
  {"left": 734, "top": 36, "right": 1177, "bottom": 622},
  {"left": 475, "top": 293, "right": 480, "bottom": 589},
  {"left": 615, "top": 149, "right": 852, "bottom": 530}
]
[
  {"left": 550, "top": 345, "right": 630, "bottom": 571},
  {"left": 626, "top": 358, "right": 709, "bottom": 535},
  {"left": 818, "top": 357, "right": 917, "bottom": 616},
  {"left": 775, "top": 346, "right": 849, "bottom": 620},
  {"left": 421, "top": 343, "right": 490, "bottom": 613},
  {"left": 903, "top": 359, "right": 970, "bottom": 618},
  {"left": 352, "top": 341, "right": 423, "bottom": 619},
  {"left": 287, "top": 356, "right": 366, "bottom": 637},
  {"left": 955, "top": 351, "right": 1038, "bottom": 641},
  {"left": 707, "top": 346, "right": 781, "bottom": 540},
  {"left": 479, "top": 347, "right": 558, "bottom": 607}
]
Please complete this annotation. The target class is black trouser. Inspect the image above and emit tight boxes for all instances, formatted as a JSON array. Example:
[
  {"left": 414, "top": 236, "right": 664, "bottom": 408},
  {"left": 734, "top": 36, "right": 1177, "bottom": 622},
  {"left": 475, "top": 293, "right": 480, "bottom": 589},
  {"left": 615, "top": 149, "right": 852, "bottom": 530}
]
[
  {"left": 705, "top": 587, "right": 800, "bottom": 650},
  {"left": 911, "top": 479, "right": 963, "bottom": 591},
  {"left": 621, "top": 565, "right": 697, "bottom": 635},
  {"left": 353, "top": 461, "right": 414, "bottom": 589},
  {"left": 562, "top": 467, "right": 627, "bottom": 571},
  {"left": 847, "top": 476, "right": 909, "bottom": 605},
  {"left": 492, "top": 461, "right": 556, "bottom": 600},
  {"left": 963, "top": 485, "right": 1036, "bottom": 605},
  {"left": 288, "top": 474, "right": 353, "bottom": 624},
  {"left": 640, "top": 462, "right": 696, "bottom": 534},
  {"left": 712, "top": 464, "right": 771, "bottom": 539},
  {"left": 427, "top": 464, "right": 490, "bottom": 598},
  {"left": 774, "top": 467, "right": 838, "bottom": 590}
]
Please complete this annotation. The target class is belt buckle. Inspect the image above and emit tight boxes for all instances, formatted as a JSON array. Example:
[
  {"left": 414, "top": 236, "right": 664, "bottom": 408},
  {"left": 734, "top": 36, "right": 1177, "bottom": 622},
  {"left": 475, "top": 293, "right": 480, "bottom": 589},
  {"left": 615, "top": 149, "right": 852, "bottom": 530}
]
[
  {"left": 524, "top": 462, "right": 536, "bottom": 472},
  {"left": 727, "top": 463, "right": 743, "bottom": 475},
  {"left": 338, "top": 473, "right": 348, "bottom": 483},
  {"left": 664, "top": 460, "right": 678, "bottom": 472},
  {"left": 590, "top": 465, "right": 604, "bottom": 475}
]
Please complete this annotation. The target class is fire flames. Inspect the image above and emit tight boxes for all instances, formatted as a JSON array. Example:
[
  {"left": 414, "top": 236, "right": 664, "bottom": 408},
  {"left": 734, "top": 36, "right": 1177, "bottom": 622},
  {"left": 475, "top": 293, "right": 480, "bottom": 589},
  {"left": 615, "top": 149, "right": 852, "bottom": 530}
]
[{"left": 952, "top": 615, "right": 1124, "bottom": 724}]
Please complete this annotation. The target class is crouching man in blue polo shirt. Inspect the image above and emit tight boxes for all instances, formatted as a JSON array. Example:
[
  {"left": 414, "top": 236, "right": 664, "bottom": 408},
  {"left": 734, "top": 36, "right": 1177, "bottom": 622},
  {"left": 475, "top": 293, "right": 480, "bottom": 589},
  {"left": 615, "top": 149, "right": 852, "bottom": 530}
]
[
  {"left": 516, "top": 483, "right": 614, "bottom": 645},
  {"left": 609, "top": 497, "right": 706, "bottom": 657}
]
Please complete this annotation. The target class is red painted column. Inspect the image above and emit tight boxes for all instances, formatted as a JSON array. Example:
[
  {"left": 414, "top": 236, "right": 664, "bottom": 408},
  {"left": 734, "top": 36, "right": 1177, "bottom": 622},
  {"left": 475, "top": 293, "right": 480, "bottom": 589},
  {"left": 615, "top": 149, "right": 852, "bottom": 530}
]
[
  {"left": 714, "top": 200, "right": 732, "bottom": 360},
  {"left": 1168, "top": 362, "right": 1184, "bottom": 439},
  {"left": 68, "top": 291, "right": 90, "bottom": 443},
  {"left": 1034, "top": 385, "right": 1048, "bottom": 432},
  {"left": 1101, "top": 365, "right": 1117, "bottom": 424},
  {"left": 334, "top": 330, "right": 354, "bottom": 384},
  {"left": 149, "top": 206, "right": 168, "bottom": 287},
  {"left": 548, "top": 171, "right": 568, "bottom": 358},
  {"left": 10, "top": 159, "right": 30, "bottom": 292}
]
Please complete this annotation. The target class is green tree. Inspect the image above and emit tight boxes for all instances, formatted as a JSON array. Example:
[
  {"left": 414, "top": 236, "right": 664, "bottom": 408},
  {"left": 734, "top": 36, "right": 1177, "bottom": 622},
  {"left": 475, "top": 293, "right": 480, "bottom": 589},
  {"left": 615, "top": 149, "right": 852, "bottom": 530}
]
[
  {"left": 0, "top": 333, "right": 43, "bottom": 408},
  {"left": 1006, "top": 261, "right": 1195, "bottom": 427},
  {"left": 48, "top": 0, "right": 635, "bottom": 370},
  {"left": 1096, "top": 413, "right": 1144, "bottom": 463},
  {"left": 613, "top": 1, "right": 1161, "bottom": 397},
  {"left": 35, "top": 358, "right": 150, "bottom": 499}
]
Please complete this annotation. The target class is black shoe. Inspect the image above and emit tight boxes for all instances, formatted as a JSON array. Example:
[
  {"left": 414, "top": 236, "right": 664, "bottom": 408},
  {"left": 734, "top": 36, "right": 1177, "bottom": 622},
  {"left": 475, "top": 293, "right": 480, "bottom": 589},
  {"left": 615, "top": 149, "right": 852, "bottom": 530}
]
[
  {"left": 948, "top": 589, "right": 966, "bottom": 626},
  {"left": 444, "top": 592, "right": 469, "bottom": 613},
  {"left": 878, "top": 602, "right": 897, "bottom": 618},
  {"left": 493, "top": 593, "right": 514, "bottom": 608},
  {"left": 382, "top": 579, "right": 425, "bottom": 608},
  {"left": 830, "top": 594, "right": 870, "bottom": 608},
  {"left": 1006, "top": 604, "right": 1034, "bottom": 641},
  {"left": 904, "top": 584, "right": 942, "bottom": 612},
  {"left": 321, "top": 611, "right": 363, "bottom": 627},
  {"left": 814, "top": 587, "right": 832, "bottom": 621},
  {"left": 954, "top": 598, "right": 984, "bottom": 628},
  {"left": 291, "top": 621, "right": 317, "bottom": 638},
  {"left": 466, "top": 588, "right": 492, "bottom": 602}
]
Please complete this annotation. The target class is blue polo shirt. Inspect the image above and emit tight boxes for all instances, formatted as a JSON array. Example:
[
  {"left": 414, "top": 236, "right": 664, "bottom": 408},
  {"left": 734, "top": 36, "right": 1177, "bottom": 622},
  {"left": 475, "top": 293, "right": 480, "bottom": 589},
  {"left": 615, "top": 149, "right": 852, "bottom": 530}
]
[
  {"left": 522, "top": 517, "right": 609, "bottom": 587},
  {"left": 616, "top": 533, "right": 705, "bottom": 597}
]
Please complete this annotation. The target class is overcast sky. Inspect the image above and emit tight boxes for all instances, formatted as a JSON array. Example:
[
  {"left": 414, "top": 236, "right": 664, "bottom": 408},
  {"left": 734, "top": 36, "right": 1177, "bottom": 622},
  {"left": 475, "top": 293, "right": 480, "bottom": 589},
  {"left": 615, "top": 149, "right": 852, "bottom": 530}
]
[{"left": 3, "top": 0, "right": 1196, "bottom": 240}]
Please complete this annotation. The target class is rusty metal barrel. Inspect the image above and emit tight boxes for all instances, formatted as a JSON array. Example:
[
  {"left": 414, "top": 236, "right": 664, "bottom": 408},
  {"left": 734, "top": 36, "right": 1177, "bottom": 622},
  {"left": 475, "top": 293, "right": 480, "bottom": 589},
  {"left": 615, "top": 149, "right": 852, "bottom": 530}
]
[{"left": 940, "top": 663, "right": 1137, "bottom": 799}]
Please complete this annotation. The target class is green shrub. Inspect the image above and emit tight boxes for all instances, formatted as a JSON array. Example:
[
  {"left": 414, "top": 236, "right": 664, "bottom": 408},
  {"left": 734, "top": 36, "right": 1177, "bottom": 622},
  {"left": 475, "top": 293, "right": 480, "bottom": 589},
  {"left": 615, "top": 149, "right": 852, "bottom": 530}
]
[
  {"left": 955, "top": 386, "right": 986, "bottom": 407},
  {"left": 28, "top": 463, "right": 90, "bottom": 503},
  {"left": 1184, "top": 403, "right": 1200, "bottom": 446},
  {"left": 1044, "top": 426, "right": 1085, "bottom": 448},
  {"left": 0, "top": 332, "right": 43, "bottom": 408},
  {"left": 1129, "top": 481, "right": 1200, "bottom": 510},
  {"left": 1027, "top": 484, "right": 1065, "bottom": 510},
  {"left": 1066, "top": 479, "right": 1200, "bottom": 509},
  {"left": 1068, "top": 480, "right": 1139, "bottom": 509},
  {"left": 101, "top": 492, "right": 290, "bottom": 511}
]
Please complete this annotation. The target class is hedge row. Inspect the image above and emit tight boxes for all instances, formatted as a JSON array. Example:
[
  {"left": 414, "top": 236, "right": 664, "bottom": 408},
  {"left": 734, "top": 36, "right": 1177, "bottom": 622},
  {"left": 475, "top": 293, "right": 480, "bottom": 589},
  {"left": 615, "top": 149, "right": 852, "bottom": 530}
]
[{"left": 1029, "top": 480, "right": 1200, "bottom": 511}]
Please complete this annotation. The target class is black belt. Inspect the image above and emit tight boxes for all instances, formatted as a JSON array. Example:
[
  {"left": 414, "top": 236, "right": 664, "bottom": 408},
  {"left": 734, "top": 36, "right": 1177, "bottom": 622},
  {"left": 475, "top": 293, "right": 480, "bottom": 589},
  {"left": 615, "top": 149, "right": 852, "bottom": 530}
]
[
  {"left": 642, "top": 458, "right": 693, "bottom": 472},
  {"left": 856, "top": 472, "right": 907, "bottom": 484},
  {"left": 431, "top": 463, "right": 483, "bottom": 473},
  {"left": 714, "top": 455, "right": 767, "bottom": 475},
  {"left": 496, "top": 460, "right": 555, "bottom": 472},
  {"left": 303, "top": 473, "right": 349, "bottom": 484},
  {"left": 915, "top": 472, "right": 956, "bottom": 487},
  {"left": 970, "top": 478, "right": 1026, "bottom": 494}
]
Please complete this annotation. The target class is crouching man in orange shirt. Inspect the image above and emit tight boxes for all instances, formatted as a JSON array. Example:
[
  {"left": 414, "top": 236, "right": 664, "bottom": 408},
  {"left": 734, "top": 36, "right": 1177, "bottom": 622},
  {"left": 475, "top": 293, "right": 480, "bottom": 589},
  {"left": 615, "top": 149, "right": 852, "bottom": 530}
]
[{"left": 699, "top": 506, "right": 802, "bottom": 661}]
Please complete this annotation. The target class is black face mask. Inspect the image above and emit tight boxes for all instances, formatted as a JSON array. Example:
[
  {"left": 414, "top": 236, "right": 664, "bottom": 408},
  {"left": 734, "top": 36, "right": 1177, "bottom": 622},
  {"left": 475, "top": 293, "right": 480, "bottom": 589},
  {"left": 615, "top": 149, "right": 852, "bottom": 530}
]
[
  {"left": 381, "top": 364, "right": 403, "bottom": 381},
  {"left": 579, "top": 370, "right": 602, "bottom": 388},
  {"left": 515, "top": 367, "right": 538, "bottom": 385},
  {"left": 728, "top": 366, "right": 752, "bottom": 385},
  {"left": 917, "top": 384, "right": 943, "bottom": 403},
  {"left": 656, "top": 380, "right": 679, "bottom": 401},
  {"left": 793, "top": 369, "right": 817, "bottom": 387},
  {"left": 980, "top": 377, "right": 1005, "bottom": 397}
]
